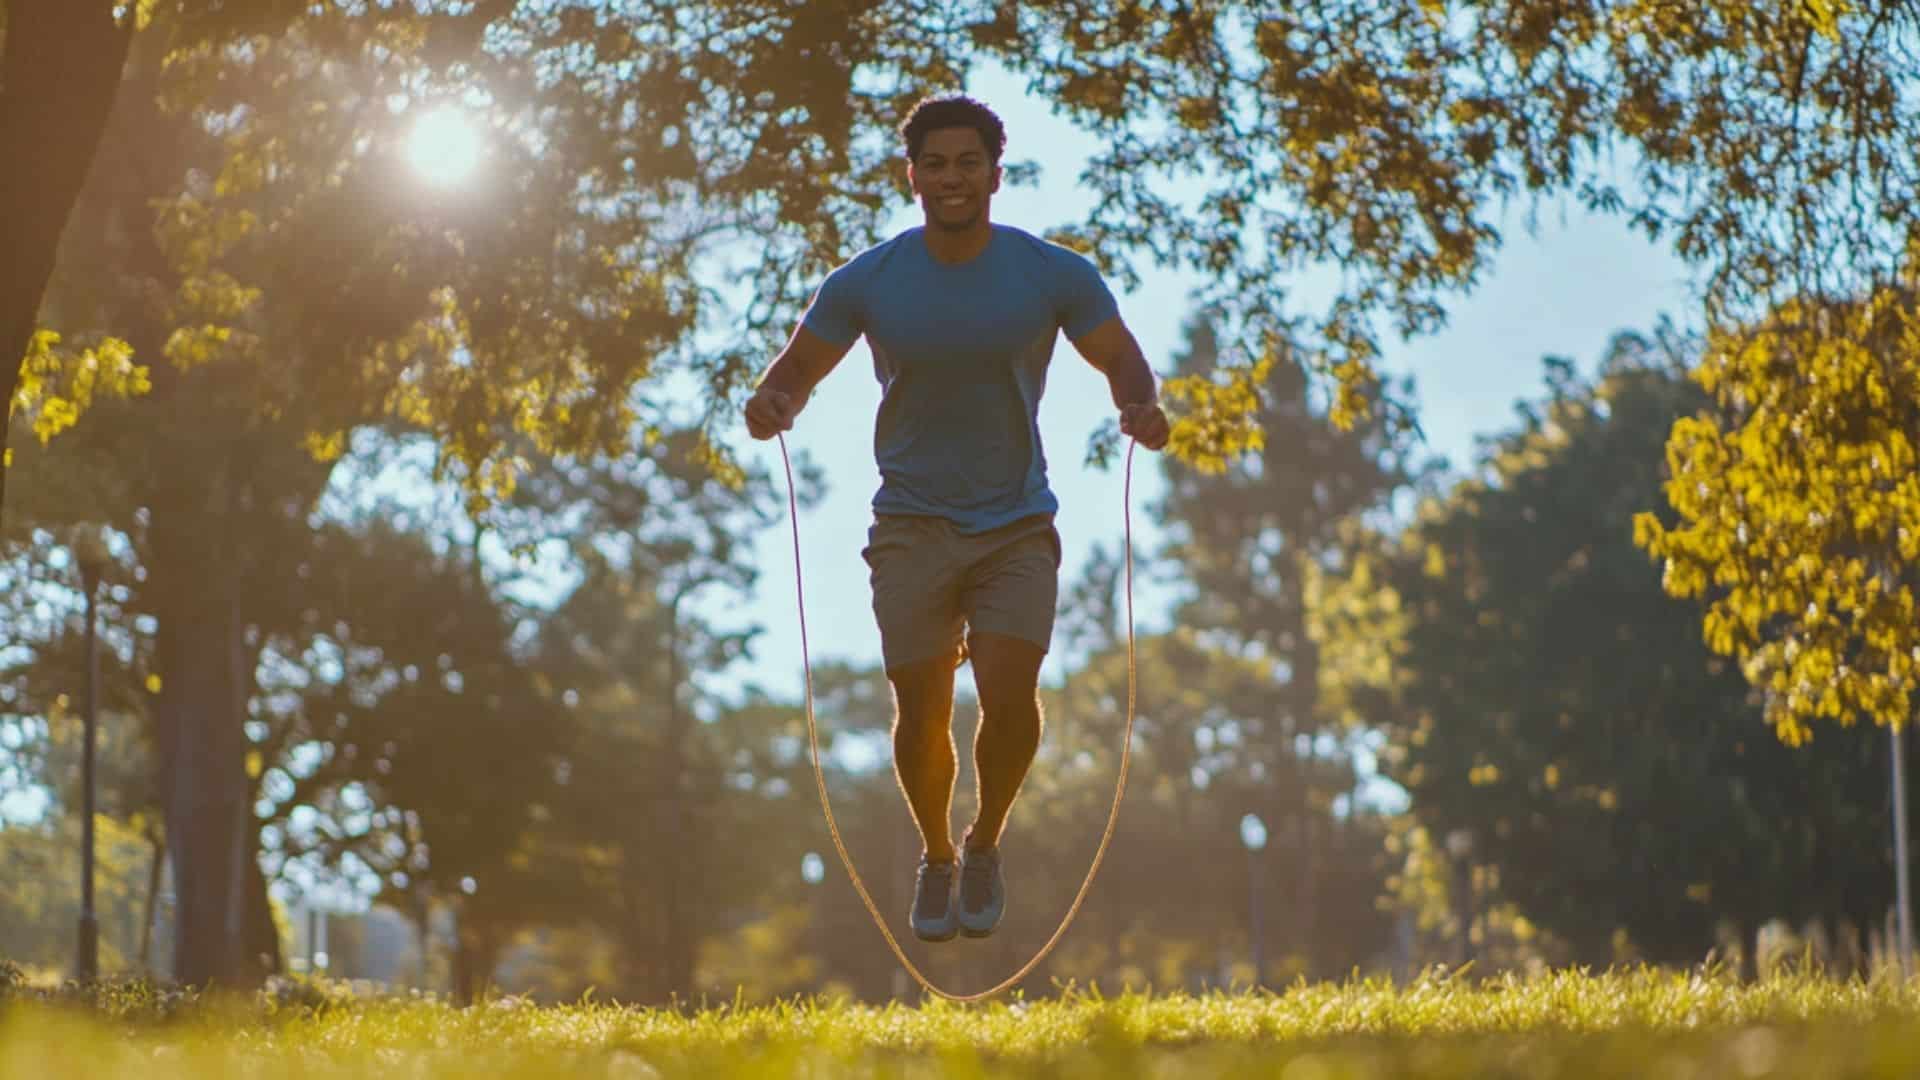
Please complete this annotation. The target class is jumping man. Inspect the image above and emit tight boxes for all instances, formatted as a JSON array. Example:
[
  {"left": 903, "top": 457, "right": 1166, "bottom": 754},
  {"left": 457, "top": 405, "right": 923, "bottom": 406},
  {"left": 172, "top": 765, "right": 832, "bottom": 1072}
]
[{"left": 744, "top": 95, "right": 1169, "bottom": 942}]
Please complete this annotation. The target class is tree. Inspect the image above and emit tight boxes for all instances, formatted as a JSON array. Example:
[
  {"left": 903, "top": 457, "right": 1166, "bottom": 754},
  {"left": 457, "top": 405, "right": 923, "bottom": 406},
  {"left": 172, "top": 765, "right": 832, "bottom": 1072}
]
[
  {"left": 0, "top": 814, "right": 157, "bottom": 975},
  {"left": 1147, "top": 312, "right": 1418, "bottom": 972},
  {"left": 974, "top": 2, "right": 1920, "bottom": 426},
  {"left": 708, "top": 662, "right": 915, "bottom": 1003},
  {"left": 507, "top": 427, "right": 779, "bottom": 1003},
  {"left": 14, "top": 2, "right": 744, "bottom": 985},
  {"left": 0, "top": 0, "right": 135, "bottom": 516},
  {"left": 1320, "top": 333, "right": 1908, "bottom": 968},
  {"left": 0, "top": 522, "right": 174, "bottom": 975},
  {"left": 244, "top": 512, "right": 581, "bottom": 1003},
  {"left": 1635, "top": 288, "right": 1920, "bottom": 742},
  {"left": 1029, "top": 626, "right": 1396, "bottom": 986},
  {"left": 21, "top": 1, "right": 1920, "bottom": 499}
]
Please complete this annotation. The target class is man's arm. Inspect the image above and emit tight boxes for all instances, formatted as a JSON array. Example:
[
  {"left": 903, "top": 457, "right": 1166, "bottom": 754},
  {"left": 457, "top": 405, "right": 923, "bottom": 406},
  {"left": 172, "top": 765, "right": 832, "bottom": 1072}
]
[
  {"left": 744, "top": 323, "right": 855, "bottom": 440},
  {"left": 1068, "top": 315, "right": 1171, "bottom": 450}
]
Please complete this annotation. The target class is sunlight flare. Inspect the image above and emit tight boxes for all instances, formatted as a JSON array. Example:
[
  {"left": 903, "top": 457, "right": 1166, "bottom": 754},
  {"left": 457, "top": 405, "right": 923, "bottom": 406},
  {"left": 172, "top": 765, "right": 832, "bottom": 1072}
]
[{"left": 406, "top": 106, "right": 484, "bottom": 187}]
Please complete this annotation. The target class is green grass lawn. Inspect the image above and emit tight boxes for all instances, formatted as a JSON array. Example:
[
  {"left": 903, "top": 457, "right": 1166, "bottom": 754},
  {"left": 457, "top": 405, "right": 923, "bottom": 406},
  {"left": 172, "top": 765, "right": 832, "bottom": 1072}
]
[{"left": 7, "top": 968, "right": 1920, "bottom": 1077}]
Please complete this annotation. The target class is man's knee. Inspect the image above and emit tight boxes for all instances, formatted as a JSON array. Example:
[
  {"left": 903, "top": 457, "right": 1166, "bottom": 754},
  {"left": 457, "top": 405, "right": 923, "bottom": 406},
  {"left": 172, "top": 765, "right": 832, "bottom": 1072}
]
[
  {"left": 967, "top": 631, "right": 1045, "bottom": 716},
  {"left": 889, "top": 654, "right": 956, "bottom": 739}
]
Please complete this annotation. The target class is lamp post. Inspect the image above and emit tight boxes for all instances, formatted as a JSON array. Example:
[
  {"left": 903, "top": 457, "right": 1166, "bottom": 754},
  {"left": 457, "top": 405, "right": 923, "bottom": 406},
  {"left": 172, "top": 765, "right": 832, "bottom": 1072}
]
[
  {"left": 1445, "top": 828, "right": 1475, "bottom": 968},
  {"left": 71, "top": 526, "right": 109, "bottom": 983},
  {"left": 1894, "top": 722, "right": 1914, "bottom": 976},
  {"left": 1860, "top": 560, "right": 1916, "bottom": 979},
  {"left": 1239, "top": 813, "right": 1268, "bottom": 986}
]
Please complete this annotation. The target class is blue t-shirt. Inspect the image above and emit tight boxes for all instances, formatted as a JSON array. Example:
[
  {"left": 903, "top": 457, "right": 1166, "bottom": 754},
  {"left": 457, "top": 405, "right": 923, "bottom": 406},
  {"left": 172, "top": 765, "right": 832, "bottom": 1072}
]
[{"left": 801, "top": 224, "right": 1119, "bottom": 534}]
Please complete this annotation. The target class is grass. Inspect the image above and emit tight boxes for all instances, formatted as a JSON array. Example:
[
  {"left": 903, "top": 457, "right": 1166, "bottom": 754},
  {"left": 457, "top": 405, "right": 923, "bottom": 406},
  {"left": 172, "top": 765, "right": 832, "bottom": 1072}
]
[{"left": 7, "top": 967, "right": 1920, "bottom": 1077}]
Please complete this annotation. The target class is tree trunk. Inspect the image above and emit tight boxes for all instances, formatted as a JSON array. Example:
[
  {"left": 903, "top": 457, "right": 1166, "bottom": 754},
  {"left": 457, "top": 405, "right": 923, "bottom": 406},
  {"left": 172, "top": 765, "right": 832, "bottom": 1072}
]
[
  {"left": 408, "top": 888, "right": 435, "bottom": 990},
  {"left": 0, "top": 0, "right": 133, "bottom": 521},
  {"left": 243, "top": 850, "right": 283, "bottom": 978},
  {"left": 1739, "top": 919, "right": 1760, "bottom": 982},
  {"left": 1300, "top": 810, "right": 1322, "bottom": 977},
  {"left": 151, "top": 454, "right": 253, "bottom": 987},
  {"left": 451, "top": 917, "right": 475, "bottom": 1005},
  {"left": 139, "top": 829, "right": 165, "bottom": 974},
  {"left": 452, "top": 910, "right": 502, "bottom": 1006}
]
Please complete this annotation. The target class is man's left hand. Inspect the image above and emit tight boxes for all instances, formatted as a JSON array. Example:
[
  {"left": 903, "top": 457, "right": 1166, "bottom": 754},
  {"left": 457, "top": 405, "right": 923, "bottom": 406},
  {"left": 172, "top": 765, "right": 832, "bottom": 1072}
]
[{"left": 1119, "top": 402, "right": 1170, "bottom": 451}]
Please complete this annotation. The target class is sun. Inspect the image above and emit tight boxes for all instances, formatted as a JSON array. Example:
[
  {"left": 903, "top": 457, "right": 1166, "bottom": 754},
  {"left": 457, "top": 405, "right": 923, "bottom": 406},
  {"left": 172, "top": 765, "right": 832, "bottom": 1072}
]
[{"left": 406, "top": 106, "right": 484, "bottom": 187}]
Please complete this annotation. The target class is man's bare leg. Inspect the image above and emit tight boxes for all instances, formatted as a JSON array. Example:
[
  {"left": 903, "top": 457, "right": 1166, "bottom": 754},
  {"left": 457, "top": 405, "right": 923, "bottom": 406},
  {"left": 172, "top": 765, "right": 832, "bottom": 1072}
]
[
  {"left": 963, "top": 630, "right": 1046, "bottom": 851},
  {"left": 888, "top": 650, "right": 960, "bottom": 863}
]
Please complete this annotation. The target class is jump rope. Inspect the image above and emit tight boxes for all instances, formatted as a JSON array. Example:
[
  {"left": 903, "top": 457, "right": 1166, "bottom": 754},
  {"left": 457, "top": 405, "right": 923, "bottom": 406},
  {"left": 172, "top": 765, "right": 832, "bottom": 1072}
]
[{"left": 776, "top": 431, "right": 1139, "bottom": 1002}]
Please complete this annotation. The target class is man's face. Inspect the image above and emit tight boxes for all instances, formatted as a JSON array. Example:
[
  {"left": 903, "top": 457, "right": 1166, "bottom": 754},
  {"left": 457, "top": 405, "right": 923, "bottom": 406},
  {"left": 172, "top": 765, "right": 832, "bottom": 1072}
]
[{"left": 908, "top": 126, "right": 1000, "bottom": 232}]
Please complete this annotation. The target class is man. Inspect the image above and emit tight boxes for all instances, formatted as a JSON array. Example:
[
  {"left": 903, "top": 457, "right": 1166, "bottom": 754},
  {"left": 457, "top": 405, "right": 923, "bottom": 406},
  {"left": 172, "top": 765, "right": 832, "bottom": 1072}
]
[{"left": 744, "top": 94, "right": 1169, "bottom": 943}]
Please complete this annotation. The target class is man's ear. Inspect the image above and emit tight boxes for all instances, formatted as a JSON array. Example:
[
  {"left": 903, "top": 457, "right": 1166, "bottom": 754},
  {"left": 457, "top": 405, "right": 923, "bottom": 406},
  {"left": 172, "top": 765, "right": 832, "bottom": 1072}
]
[
  {"left": 906, "top": 159, "right": 921, "bottom": 195},
  {"left": 990, "top": 163, "right": 1002, "bottom": 193}
]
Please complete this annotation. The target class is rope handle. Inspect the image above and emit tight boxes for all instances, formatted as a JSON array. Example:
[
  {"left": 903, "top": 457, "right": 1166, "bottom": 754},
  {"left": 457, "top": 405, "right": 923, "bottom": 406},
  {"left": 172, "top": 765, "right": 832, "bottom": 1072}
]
[{"left": 777, "top": 432, "right": 1138, "bottom": 1002}]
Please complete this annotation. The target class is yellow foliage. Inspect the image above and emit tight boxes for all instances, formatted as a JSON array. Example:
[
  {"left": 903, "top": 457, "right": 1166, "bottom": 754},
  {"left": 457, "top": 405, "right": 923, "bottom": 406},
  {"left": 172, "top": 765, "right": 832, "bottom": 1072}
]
[
  {"left": 1160, "top": 351, "right": 1275, "bottom": 475},
  {"left": 1328, "top": 359, "right": 1376, "bottom": 432},
  {"left": 1637, "top": 288, "right": 1920, "bottom": 739},
  {"left": 10, "top": 329, "right": 150, "bottom": 443},
  {"left": 304, "top": 430, "right": 348, "bottom": 464},
  {"left": 1304, "top": 548, "right": 1413, "bottom": 729}
]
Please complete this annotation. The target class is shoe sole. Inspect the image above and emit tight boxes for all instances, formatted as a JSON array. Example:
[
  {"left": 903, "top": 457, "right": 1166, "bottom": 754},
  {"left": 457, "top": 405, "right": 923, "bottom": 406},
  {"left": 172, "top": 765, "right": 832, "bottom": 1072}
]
[
  {"left": 959, "top": 923, "right": 997, "bottom": 940},
  {"left": 913, "top": 922, "right": 959, "bottom": 943}
]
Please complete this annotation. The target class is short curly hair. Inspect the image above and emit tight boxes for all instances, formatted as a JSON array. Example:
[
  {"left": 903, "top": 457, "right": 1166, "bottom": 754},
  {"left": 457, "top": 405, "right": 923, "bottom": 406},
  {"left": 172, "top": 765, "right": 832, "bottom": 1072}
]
[{"left": 898, "top": 94, "right": 1007, "bottom": 165}]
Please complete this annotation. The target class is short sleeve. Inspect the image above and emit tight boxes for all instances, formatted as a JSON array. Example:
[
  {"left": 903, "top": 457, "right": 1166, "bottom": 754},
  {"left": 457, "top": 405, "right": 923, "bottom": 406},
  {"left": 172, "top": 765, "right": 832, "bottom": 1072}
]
[
  {"left": 1054, "top": 246, "right": 1120, "bottom": 339},
  {"left": 800, "top": 262, "right": 863, "bottom": 347}
]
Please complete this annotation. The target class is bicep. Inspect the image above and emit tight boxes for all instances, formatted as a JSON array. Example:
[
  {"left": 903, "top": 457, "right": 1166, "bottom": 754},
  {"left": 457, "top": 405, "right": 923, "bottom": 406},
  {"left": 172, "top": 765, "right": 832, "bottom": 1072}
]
[
  {"left": 778, "top": 322, "right": 856, "bottom": 386},
  {"left": 1067, "top": 315, "right": 1138, "bottom": 374}
]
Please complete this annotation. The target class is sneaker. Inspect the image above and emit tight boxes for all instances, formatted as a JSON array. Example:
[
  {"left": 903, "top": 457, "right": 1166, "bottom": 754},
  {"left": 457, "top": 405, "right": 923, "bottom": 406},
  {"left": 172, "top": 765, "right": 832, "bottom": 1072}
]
[
  {"left": 910, "top": 856, "right": 959, "bottom": 942},
  {"left": 958, "top": 844, "right": 1005, "bottom": 938}
]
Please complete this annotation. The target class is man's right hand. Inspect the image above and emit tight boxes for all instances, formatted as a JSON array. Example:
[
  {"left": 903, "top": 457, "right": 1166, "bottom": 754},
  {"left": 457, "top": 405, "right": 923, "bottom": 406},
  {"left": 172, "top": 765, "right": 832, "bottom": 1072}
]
[{"left": 744, "top": 387, "right": 801, "bottom": 440}]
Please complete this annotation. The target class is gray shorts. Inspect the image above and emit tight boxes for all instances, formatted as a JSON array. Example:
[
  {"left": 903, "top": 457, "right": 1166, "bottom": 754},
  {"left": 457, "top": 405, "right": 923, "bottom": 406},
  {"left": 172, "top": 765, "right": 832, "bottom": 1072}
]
[{"left": 860, "top": 512, "right": 1062, "bottom": 671}]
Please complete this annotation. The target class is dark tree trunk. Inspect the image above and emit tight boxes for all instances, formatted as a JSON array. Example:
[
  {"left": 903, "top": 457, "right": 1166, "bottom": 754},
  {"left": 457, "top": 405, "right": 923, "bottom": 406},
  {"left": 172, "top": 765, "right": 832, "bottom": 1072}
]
[
  {"left": 139, "top": 828, "right": 165, "bottom": 974},
  {"left": 408, "top": 889, "right": 434, "bottom": 989},
  {"left": 243, "top": 849, "right": 283, "bottom": 978},
  {"left": 1739, "top": 919, "right": 1760, "bottom": 982},
  {"left": 0, "top": 0, "right": 132, "bottom": 521},
  {"left": 452, "top": 911, "right": 502, "bottom": 1006},
  {"left": 151, "top": 454, "right": 253, "bottom": 987}
]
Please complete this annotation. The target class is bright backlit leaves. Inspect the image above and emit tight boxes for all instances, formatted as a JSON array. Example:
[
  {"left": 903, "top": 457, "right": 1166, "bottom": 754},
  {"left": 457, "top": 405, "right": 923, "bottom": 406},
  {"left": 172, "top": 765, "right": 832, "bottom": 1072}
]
[
  {"left": 1636, "top": 287, "right": 1920, "bottom": 742},
  {"left": 8, "top": 331, "right": 150, "bottom": 457}
]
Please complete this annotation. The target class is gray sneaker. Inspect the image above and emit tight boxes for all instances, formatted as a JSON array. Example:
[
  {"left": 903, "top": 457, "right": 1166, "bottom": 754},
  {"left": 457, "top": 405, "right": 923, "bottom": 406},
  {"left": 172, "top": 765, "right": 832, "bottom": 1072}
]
[
  {"left": 958, "top": 845, "right": 1005, "bottom": 938},
  {"left": 910, "top": 856, "right": 958, "bottom": 942}
]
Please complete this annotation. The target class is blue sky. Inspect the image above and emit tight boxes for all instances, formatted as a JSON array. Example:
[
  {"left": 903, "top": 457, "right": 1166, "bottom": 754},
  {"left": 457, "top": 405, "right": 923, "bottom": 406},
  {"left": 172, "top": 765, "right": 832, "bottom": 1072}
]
[{"left": 701, "top": 64, "right": 1698, "bottom": 710}]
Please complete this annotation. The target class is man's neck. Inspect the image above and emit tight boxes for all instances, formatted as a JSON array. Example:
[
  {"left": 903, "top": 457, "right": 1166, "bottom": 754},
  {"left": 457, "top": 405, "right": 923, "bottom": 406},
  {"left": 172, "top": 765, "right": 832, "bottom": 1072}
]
[{"left": 921, "top": 218, "right": 993, "bottom": 264}]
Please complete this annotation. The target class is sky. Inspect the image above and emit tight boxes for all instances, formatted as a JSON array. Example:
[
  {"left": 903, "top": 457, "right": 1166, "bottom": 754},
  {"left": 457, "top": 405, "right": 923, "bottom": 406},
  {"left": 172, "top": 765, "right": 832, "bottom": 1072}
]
[{"left": 695, "top": 63, "right": 1699, "bottom": 713}]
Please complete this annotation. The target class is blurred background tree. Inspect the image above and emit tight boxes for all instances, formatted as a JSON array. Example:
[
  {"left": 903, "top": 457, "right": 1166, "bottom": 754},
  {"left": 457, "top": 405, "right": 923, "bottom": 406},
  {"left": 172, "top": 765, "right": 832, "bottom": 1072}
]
[{"left": 1317, "top": 331, "right": 1911, "bottom": 974}]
